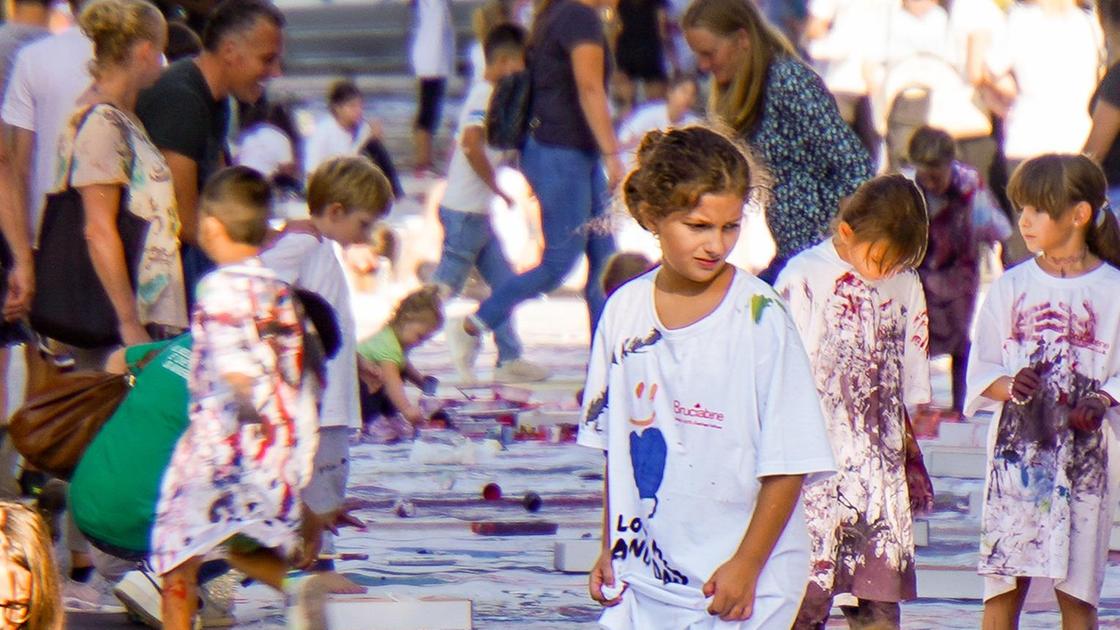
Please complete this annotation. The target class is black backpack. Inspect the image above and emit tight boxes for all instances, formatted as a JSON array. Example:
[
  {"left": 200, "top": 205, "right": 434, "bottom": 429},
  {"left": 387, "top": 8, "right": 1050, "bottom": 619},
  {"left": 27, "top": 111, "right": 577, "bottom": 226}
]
[{"left": 486, "top": 70, "right": 533, "bottom": 150}]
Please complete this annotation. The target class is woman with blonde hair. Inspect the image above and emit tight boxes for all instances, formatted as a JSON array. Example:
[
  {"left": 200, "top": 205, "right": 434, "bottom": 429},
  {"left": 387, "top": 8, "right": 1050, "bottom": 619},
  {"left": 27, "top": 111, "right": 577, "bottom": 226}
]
[
  {"left": 682, "top": 0, "right": 873, "bottom": 282},
  {"left": 51, "top": 0, "right": 185, "bottom": 356},
  {"left": 0, "top": 501, "right": 61, "bottom": 630}
]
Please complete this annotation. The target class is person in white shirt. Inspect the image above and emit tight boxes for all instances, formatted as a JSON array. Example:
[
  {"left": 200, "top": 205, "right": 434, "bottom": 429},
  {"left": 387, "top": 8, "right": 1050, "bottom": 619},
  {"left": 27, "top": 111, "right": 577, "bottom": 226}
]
[
  {"left": 942, "top": 0, "right": 1006, "bottom": 183},
  {"left": 260, "top": 156, "right": 394, "bottom": 565},
  {"left": 410, "top": 0, "right": 455, "bottom": 173},
  {"left": 967, "top": 155, "right": 1120, "bottom": 630},
  {"left": 775, "top": 175, "right": 933, "bottom": 629},
  {"left": 863, "top": 0, "right": 950, "bottom": 169},
  {"left": 985, "top": 0, "right": 1101, "bottom": 165},
  {"left": 437, "top": 25, "right": 549, "bottom": 384},
  {"left": 304, "top": 80, "right": 402, "bottom": 198},
  {"left": 581, "top": 125, "right": 834, "bottom": 629},
  {"left": 614, "top": 75, "right": 700, "bottom": 259},
  {"left": 986, "top": 0, "right": 1102, "bottom": 264},
  {"left": 806, "top": 0, "right": 893, "bottom": 158},
  {"left": 1, "top": 0, "right": 93, "bottom": 246},
  {"left": 235, "top": 98, "right": 297, "bottom": 182},
  {"left": 617, "top": 74, "right": 701, "bottom": 168}
]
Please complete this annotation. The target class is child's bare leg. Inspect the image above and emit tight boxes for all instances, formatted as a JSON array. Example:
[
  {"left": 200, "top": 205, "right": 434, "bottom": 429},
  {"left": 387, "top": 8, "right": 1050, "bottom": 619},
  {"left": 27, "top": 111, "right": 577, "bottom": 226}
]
[
  {"left": 162, "top": 557, "right": 202, "bottom": 630},
  {"left": 227, "top": 546, "right": 365, "bottom": 594},
  {"left": 792, "top": 583, "right": 832, "bottom": 630},
  {"left": 227, "top": 547, "right": 286, "bottom": 590},
  {"left": 841, "top": 599, "right": 900, "bottom": 629},
  {"left": 1055, "top": 590, "right": 1097, "bottom": 630},
  {"left": 982, "top": 577, "right": 1030, "bottom": 630},
  {"left": 228, "top": 546, "right": 364, "bottom": 629}
]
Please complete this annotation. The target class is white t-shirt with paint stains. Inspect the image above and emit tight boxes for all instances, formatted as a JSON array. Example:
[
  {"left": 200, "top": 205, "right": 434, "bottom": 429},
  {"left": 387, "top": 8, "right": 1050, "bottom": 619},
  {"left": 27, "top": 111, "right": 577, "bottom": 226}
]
[
  {"left": 775, "top": 239, "right": 932, "bottom": 602},
  {"left": 966, "top": 259, "right": 1120, "bottom": 606},
  {"left": 578, "top": 267, "right": 835, "bottom": 629}
]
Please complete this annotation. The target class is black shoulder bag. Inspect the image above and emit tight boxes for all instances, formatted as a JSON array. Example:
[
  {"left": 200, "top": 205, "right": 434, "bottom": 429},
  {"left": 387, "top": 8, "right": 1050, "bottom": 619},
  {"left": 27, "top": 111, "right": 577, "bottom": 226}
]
[{"left": 30, "top": 105, "right": 151, "bottom": 349}]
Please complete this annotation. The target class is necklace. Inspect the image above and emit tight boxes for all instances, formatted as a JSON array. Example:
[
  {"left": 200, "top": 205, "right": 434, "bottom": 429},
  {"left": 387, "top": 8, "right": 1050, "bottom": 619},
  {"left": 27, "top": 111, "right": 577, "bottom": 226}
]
[{"left": 1042, "top": 249, "right": 1089, "bottom": 278}]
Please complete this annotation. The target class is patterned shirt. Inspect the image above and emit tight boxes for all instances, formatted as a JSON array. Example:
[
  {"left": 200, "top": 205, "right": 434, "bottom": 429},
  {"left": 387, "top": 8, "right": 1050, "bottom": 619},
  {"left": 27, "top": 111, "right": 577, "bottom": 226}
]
[
  {"left": 53, "top": 104, "right": 187, "bottom": 329},
  {"left": 748, "top": 55, "right": 873, "bottom": 267}
]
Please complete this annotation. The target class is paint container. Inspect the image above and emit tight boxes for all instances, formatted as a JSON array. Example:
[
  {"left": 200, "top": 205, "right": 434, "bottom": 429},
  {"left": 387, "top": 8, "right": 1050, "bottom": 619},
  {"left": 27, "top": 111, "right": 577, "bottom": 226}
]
[{"left": 482, "top": 483, "right": 502, "bottom": 501}]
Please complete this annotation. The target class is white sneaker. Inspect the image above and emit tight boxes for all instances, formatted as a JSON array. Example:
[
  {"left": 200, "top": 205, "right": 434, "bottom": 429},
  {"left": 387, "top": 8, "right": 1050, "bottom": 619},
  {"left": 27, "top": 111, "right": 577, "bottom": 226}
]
[
  {"left": 494, "top": 358, "right": 551, "bottom": 383},
  {"left": 115, "top": 566, "right": 231, "bottom": 628},
  {"left": 445, "top": 317, "right": 481, "bottom": 383},
  {"left": 113, "top": 569, "right": 162, "bottom": 627}
]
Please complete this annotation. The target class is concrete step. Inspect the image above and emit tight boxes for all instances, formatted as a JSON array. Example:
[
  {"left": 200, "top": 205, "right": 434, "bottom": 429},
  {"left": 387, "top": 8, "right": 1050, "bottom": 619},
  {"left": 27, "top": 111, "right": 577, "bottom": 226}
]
[
  {"left": 922, "top": 443, "right": 987, "bottom": 479},
  {"left": 932, "top": 419, "right": 990, "bottom": 449}
]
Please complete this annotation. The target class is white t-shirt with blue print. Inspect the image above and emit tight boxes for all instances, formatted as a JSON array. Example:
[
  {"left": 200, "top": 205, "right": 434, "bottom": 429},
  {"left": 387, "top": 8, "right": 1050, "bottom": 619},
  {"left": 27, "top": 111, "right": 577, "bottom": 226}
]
[{"left": 578, "top": 266, "right": 836, "bottom": 629}]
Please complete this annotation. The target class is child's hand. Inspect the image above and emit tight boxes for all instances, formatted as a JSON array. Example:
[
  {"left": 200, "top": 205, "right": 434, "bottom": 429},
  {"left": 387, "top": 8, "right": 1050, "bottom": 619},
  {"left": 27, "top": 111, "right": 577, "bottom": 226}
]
[
  {"left": 903, "top": 416, "right": 934, "bottom": 514},
  {"left": 589, "top": 550, "right": 624, "bottom": 606},
  {"left": 703, "top": 557, "right": 759, "bottom": 622},
  {"left": 906, "top": 452, "right": 935, "bottom": 514},
  {"left": 1011, "top": 367, "right": 1042, "bottom": 402},
  {"left": 1070, "top": 396, "right": 1107, "bottom": 433}
]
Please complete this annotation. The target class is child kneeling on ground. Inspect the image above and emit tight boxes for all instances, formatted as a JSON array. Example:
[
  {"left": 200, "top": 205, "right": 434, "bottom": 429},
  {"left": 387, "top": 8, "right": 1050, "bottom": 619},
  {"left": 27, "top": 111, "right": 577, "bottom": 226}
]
[{"left": 357, "top": 286, "right": 443, "bottom": 442}]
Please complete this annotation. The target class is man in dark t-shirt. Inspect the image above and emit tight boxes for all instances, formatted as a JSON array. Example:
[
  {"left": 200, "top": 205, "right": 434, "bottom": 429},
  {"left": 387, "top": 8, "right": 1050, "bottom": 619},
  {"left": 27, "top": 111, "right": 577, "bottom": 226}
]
[{"left": 136, "top": 0, "right": 284, "bottom": 300}]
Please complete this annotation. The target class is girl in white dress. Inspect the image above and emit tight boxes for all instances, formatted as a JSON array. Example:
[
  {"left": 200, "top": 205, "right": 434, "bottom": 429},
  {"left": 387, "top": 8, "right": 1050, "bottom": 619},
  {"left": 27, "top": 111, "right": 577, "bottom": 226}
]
[
  {"left": 775, "top": 175, "right": 933, "bottom": 630},
  {"left": 966, "top": 154, "right": 1120, "bottom": 629},
  {"left": 579, "top": 125, "right": 836, "bottom": 629}
]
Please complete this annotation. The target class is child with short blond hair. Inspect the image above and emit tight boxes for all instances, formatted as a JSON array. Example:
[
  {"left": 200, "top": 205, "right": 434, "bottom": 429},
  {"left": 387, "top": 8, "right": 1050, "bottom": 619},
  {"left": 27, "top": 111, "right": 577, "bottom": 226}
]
[{"left": 260, "top": 155, "right": 394, "bottom": 565}]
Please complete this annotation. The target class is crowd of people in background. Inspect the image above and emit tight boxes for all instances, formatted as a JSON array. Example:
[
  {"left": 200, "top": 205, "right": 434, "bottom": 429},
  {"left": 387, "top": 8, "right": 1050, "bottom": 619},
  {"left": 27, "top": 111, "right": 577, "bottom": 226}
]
[{"left": 0, "top": 0, "right": 1116, "bottom": 627}]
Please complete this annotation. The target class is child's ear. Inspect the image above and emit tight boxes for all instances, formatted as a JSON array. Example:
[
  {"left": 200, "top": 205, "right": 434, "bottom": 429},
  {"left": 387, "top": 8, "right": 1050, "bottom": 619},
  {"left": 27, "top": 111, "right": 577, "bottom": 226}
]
[
  {"left": 1073, "top": 201, "right": 1093, "bottom": 228},
  {"left": 199, "top": 215, "right": 223, "bottom": 243},
  {"left": 835, "top": 221, "right": 855, "bottom": 242},
  {"left": 324, "top": 202, "right": 347, "bottom": 221}
]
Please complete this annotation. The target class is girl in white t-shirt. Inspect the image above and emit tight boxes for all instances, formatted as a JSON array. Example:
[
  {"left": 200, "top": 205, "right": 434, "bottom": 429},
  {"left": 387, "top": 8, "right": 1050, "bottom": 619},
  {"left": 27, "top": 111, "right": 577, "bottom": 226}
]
[
  {"left": 966, "top": 154, "right": 1120, "bottom": 629},
  {"left": 579, "top": 125, "right": 835, "bottom": 629},
  {"left": 775, "top": 175, "right": 933, "bottom": 629}
]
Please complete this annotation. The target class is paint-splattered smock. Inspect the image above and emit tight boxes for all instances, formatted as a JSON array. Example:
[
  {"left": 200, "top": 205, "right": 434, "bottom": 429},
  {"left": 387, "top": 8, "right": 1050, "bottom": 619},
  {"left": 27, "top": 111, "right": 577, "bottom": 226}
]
[
  {"left": 578, "top": 266, "right": 835, "bottom": 629},
  {"left": 150, "top": 259, "right": 320, "bottom": 574},
  {"left": 966, "top": 259, "right": 1120, "bottom": 606},
  {"left": 775, "top": 240, "right": 932, "bottom": 604}
]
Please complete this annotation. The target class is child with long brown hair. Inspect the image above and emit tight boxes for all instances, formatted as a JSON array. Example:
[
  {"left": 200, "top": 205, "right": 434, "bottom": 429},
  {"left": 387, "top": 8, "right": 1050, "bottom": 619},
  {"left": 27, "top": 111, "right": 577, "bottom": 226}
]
[
  {"left": 775, "top": 175, "right": 933, "bottom": 629},
  {"left": 967, "top": 154, "right": 1120, "bottom": 629},
  {"left": 580, "top": 125, "right": 834, "bottom": 628}
]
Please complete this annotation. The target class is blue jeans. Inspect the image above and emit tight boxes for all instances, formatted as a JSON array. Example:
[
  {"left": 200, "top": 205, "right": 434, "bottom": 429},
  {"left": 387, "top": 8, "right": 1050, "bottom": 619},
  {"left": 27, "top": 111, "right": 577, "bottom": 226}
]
[
  {"left": 475, "top": 137, "right": 614, "bottom": 334},
  {"left": 432, "top": 207, "right": 522, "bottom": 363}
]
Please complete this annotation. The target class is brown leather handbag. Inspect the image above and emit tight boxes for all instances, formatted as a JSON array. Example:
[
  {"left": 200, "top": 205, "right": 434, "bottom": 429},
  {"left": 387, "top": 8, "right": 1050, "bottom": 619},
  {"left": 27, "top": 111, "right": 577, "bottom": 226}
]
[{"left": 8, "top": 342, "right": 158, "bottom": 479}]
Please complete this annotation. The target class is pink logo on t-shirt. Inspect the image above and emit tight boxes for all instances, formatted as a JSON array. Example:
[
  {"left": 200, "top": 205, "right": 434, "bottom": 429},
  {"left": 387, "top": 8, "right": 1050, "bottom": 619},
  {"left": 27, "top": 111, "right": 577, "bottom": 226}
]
[{"left": 672, "top": 400, "right": 725, "bottom": 428}]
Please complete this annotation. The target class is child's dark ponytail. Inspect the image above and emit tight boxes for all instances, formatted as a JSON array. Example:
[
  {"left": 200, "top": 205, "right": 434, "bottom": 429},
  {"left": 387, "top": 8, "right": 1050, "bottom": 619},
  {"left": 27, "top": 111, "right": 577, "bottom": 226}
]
[{"left": 1088, "top": 202, "right": 1120, "bottom": 269}]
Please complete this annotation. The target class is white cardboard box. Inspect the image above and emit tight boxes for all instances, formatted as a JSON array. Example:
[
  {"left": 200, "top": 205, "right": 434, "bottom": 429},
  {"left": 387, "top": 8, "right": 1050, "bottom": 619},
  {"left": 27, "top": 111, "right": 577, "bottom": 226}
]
[
  {"left": 322, "top": 595, "right": 472, "bottom": 629},
  {"left": 916, "top": 565, "right": 984, "bottom": 600},
  {"left": 554, "top": 539, "right": 601, "bottom": 573}
]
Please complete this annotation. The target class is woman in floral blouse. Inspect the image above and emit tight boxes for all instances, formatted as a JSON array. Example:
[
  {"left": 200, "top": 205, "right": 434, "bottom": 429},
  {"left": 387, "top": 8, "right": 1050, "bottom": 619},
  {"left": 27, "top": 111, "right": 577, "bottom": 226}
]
[
  {"left": 52, "top": 0, "right": 185, "bottom": 348},
  {"left": 683, "top": 0, "right": 874, "bottom": 283}
]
